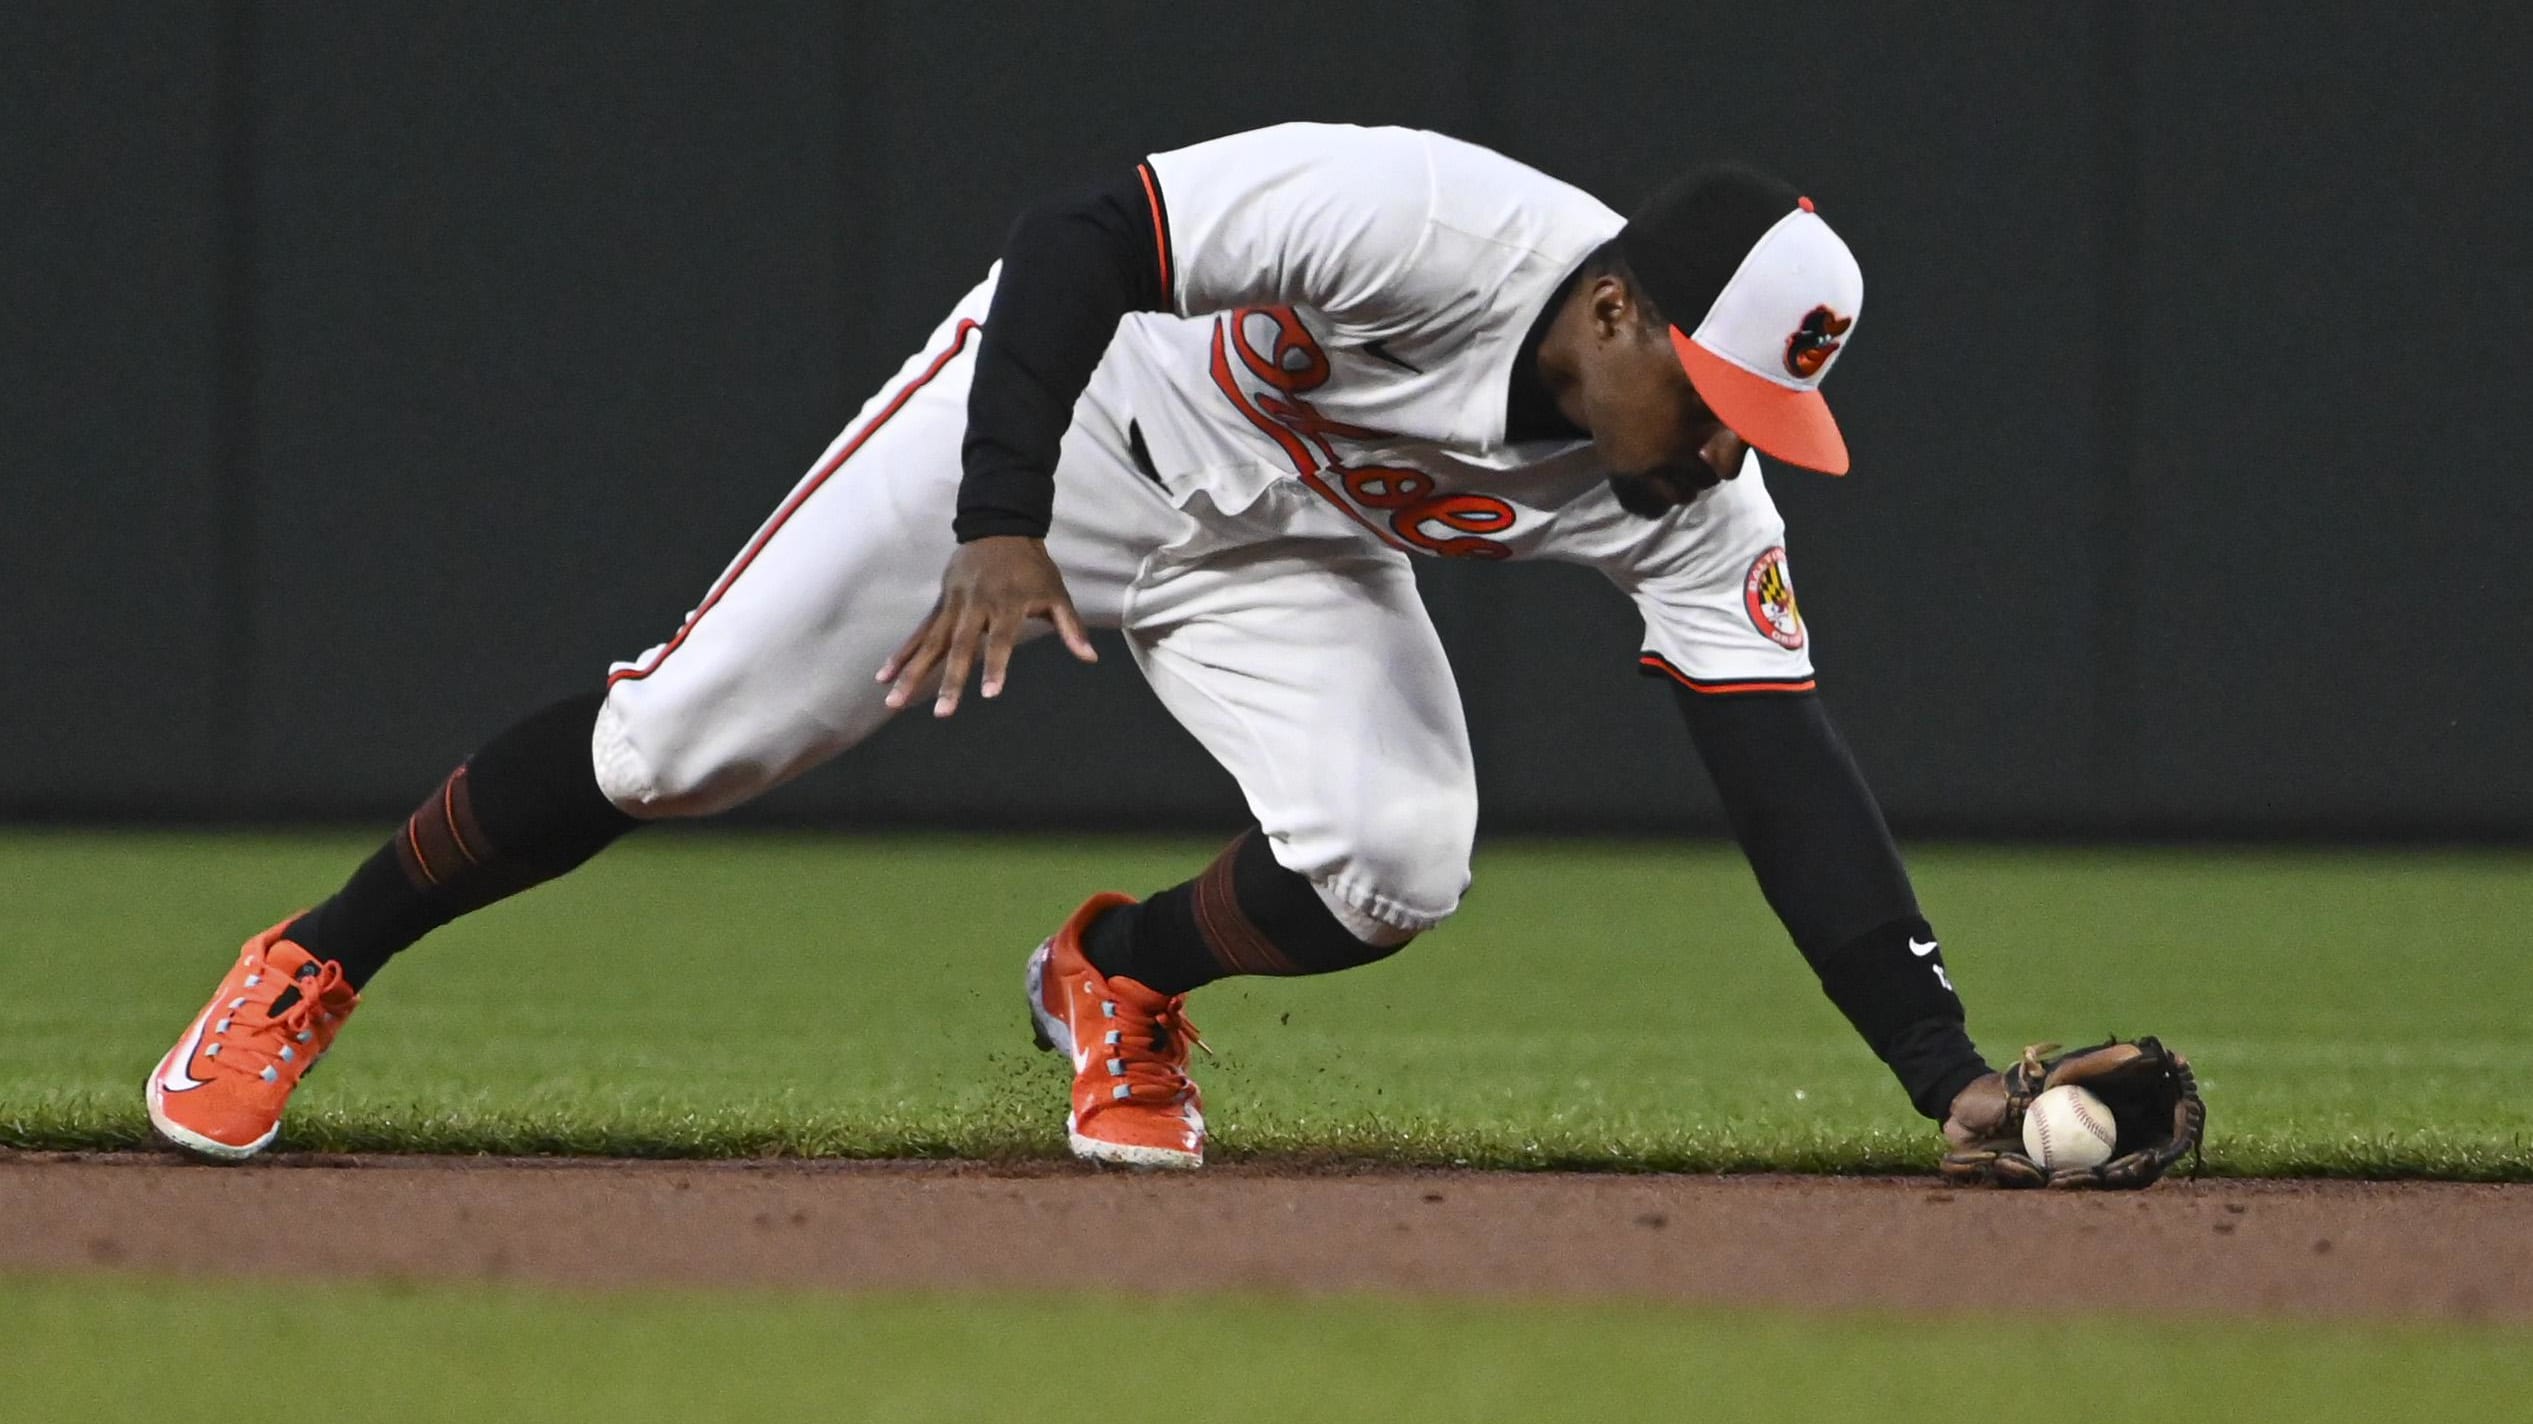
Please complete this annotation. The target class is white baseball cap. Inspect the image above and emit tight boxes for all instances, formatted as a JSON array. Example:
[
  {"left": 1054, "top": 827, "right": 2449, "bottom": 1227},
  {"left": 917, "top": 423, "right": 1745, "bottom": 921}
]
[{"left": 1619, "top": 169, "right": 1864, "bottom": 474}]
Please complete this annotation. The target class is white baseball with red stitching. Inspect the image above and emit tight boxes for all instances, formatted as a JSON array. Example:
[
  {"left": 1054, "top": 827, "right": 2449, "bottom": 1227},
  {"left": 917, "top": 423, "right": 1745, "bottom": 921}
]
[{"left": 2022, "top": 1085, "right": 2118, "bottom": 1171}]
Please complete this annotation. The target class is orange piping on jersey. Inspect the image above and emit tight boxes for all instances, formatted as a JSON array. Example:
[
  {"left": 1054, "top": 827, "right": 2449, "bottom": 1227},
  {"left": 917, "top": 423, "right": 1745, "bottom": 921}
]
[
  {"left": 1638, "top": 652, "right": 1816, "bottom": 695},
  {"left": 1676, "top": 677, "right": 1819, "bottom": 694},
  {"left": 1136, "top": 162, "right": 1174, "bottom": 300},
  {"left": 1206, "top": 320, "right": 1412, "bottom": 552},
  {"left": 609, "top": 318, "right": 984, "bottom": 688}
]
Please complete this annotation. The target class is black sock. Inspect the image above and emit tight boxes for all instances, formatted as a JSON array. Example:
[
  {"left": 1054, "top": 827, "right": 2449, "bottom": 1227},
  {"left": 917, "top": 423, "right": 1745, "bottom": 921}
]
[
  {"left": 1081, "top": 830, "right": 1408, "bottom": 996},
  {"left": 1082, "top": 883, "right": 1205, "bottom": 993},
  {"left": 288, "top": 691, "right": 640, "bottom": 987}
]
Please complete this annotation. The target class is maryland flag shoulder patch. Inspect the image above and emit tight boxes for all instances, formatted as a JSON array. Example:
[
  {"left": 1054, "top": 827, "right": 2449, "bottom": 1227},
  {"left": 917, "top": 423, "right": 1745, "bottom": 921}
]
[{"left": 1743, "top": 546, "right": 1804, "bottom": 649}]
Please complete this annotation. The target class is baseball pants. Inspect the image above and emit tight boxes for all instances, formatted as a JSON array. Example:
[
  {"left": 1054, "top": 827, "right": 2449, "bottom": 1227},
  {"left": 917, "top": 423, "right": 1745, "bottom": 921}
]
[{"left": 592, "top": 280, "right": 1476, "bottom": 939}]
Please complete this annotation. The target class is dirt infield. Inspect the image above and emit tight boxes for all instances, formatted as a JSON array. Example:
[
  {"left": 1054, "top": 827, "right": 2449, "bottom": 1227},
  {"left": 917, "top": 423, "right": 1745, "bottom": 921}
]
[{"left": 5, "top": 1152, "right": 2528, "bottom": 1320}]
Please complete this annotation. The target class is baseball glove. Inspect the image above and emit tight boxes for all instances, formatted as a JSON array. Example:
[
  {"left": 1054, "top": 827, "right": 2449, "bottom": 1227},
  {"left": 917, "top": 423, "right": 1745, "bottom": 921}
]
[{"left": 1939, "top": 1037, "right": 2205, "bottom": 1190}]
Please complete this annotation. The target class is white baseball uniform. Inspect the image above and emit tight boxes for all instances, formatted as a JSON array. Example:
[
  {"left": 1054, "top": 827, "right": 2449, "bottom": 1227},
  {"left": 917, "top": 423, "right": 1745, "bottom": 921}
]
[{"left": 593, "top": 123, "right": 1815, "bottom": 940}]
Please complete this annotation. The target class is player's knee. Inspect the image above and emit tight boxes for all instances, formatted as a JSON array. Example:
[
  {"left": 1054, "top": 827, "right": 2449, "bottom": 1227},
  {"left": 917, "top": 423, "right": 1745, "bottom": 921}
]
[
  {"left": 590, "top": 685, "right": 774, "bottom": 820},
  {"left": 1322, "top": 783, "right": 1478, "bottom": 937}
]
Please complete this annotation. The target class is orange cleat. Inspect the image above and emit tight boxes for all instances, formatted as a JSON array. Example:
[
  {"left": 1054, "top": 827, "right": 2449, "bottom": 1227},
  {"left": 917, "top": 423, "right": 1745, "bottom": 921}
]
[
  {"left": 145, "top": 919, "right": 360, "bottom": 1162},
  {"left": 1026, "top": 892, "right": 1208, "bottom": 1170}
]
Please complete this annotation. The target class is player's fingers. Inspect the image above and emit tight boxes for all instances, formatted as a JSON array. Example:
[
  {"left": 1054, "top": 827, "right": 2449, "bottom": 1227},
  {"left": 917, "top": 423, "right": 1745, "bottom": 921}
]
[
  {"left": 1047, "top": 597, "right": 1098, "bottom": 664},
  {"left": 876, "top": 605, "right": 943, "bottom": 685},
  {"left": 978, "top": 615, "right": 1019, "bottom": 700},
  {"left": 883, "top": 641, "right": 939, "bottom": 710},
  {"left": 932, "top": 606, "right": 985, "bottom": 718},
  {"left": 883, "top": 607, "right": 954, "bottom": 710}
]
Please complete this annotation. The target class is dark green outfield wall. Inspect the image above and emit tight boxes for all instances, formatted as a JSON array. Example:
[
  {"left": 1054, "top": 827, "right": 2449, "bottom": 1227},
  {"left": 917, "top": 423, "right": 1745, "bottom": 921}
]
[{"left": 6, "top": 3, "right": 2526, "bottom": 835}]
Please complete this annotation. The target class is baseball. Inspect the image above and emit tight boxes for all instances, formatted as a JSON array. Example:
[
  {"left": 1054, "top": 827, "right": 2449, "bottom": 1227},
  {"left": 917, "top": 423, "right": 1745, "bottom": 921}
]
[{"left": 2022, "top": 1085, "right": 2118, "bottom": 1170}]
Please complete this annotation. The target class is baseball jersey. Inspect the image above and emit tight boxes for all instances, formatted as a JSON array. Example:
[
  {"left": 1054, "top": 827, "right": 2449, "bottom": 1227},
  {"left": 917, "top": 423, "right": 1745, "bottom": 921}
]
[{"left": 1076, "top": 122, "right": 1814, "bottom": 689}]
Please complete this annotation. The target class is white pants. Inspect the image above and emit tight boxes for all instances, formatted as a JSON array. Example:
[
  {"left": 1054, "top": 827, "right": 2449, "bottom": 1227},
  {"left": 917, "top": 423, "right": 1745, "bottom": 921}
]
[{"left": 592, "top": 284, "right": 1476, "bottom": 936}]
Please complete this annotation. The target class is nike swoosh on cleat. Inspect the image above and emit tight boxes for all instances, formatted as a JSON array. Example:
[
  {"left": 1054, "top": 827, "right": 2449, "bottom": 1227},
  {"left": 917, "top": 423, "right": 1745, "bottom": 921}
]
[
  {"left": 156, "top": 1010, "right": 215, "bottom": 1093},
  {"left": 1908, "top": 938, "right": 1940, "bottom": 957}
]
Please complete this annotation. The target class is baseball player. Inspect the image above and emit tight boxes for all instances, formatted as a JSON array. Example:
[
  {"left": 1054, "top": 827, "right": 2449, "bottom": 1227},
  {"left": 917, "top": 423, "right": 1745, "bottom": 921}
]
[{"left": 147, "top": 122, "right": 2016, "bottom": 1169}]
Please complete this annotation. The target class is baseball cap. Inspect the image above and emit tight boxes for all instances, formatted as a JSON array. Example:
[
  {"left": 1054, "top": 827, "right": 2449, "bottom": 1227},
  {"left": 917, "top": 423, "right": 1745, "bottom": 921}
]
[{"left": 1617, "top": 167, "right": 1863, "bottom": 474}]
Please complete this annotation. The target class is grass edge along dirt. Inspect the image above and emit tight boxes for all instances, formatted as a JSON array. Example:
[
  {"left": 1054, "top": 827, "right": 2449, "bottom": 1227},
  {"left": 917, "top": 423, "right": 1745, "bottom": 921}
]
[
  {"left": 4, "top": 830, "right": 2529, "bottom": 1180},
  {"left": 5, "top": 1105, "right": 2531, "bottom": 1181}
]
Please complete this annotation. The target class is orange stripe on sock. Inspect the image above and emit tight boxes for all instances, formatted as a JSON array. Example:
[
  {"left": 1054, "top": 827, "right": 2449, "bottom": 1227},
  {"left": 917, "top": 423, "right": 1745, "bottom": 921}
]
[
  {"left": 442, "top": 771, "right": 479, "bottom": 867},
  {"left": 404, "top": 817, "right": 440, "bottom": 887},
  {"left": 1193, "top": 834, "right": 1296, "bottom": 976}
]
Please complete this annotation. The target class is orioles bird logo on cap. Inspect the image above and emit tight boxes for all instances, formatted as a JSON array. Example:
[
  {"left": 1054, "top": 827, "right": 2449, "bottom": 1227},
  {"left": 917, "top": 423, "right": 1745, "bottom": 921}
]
[{"left": 1782, "top": 305, "right": 1853, "bottom": 380}]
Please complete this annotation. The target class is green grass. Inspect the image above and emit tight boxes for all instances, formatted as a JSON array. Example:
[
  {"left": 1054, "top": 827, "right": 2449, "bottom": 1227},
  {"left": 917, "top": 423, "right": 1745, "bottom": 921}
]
[
  {"left": 3, "top": 830, "right": 2530, "bottom": 1176},
  {"left": 6, "top": 1274, "right": 2530, "bottom": 1424}
]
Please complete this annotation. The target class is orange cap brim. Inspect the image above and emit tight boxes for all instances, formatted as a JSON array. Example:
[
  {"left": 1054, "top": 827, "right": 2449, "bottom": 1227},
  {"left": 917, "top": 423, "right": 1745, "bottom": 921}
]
[{"left": 1670, "top": 328, "right": 1850, "bottom": 475}]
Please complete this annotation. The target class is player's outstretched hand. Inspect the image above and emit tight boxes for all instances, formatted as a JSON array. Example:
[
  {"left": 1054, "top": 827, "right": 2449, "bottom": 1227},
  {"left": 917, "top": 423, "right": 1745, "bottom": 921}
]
[
  {"left": 1941, "top": 1072, "right": 2009, "bottom": 1149},
  {"left": 879, "top": 536, "right": 1097, "bottom": 717}
]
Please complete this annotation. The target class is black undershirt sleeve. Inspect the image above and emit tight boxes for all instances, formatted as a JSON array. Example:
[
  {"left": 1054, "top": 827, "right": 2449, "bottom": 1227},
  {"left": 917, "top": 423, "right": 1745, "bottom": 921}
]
[
  {"left": 1672, "top": 685, "right": 1992, "bottom": 1120},
  {"left": 955, "top": 169, "right": 1170, "bottom": 543}
]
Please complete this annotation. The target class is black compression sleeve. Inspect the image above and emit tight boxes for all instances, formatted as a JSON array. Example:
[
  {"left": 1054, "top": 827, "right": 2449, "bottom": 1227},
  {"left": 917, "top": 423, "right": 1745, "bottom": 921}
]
[
  {"left": 1675, "top": 686, "right": 1914, "bottom": 955},
  {"left": 955, "top": 168, "right": 1170, "bottom": 542},
  {"left": 1673, "top": 685, "right": 1991, "bottom": 1119}
]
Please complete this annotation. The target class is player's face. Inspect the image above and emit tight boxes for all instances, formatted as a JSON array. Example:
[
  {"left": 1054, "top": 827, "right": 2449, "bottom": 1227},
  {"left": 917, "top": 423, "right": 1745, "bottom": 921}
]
[{"left": 1579, "top": 285, "right": 1750, "bottom": 518}]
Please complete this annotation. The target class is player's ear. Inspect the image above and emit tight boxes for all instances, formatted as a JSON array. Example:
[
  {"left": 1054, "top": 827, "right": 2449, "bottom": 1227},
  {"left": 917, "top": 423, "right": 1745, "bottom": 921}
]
[{"left": 1586, "top": 273, "right": 1634, "bottom": 341}]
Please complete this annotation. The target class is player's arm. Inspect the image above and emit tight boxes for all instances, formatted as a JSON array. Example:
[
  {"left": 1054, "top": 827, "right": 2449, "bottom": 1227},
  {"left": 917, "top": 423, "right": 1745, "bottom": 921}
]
[
  {"left": 950, "top": 171, "right": 1174, "bottom": 545},
  {"left": 1609, "top": 507, "right": 2003, "bottom": 1137},
  {"left": 1664, "top": 679, "right": 1997, "bottom": 1128},
  {"left": 878, "top": 168, "right": 1161, "bottom": 714},
  {"left": 958, "top": 124, "right": 1433, "bottom": 544},
  {"left": 887, "top": 125, "right": 1438, "bottom": 714}
]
